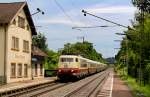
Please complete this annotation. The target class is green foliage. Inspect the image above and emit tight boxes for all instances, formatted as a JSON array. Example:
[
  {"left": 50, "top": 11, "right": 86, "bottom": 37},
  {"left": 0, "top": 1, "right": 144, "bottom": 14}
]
[
  {"left": 116, "top": 1, "right": 150, "bottom": 86},
  {"left": 126, "top": 76, "right": 150, "bottom": 97},
  {"left": 58, "top": 41, "right": 105, "bottom": 63},
  {"left": 44, "top": 49, "right": 59, "bottom": 70},
  {"left": 132, "top": 0, "right": 150, "bottom": 13},
  {"left": 32, "top": 32, "right": 58, "bottom": 70},
  {"left": 116, "top": 69, "right": 150, "bottom": 97},
  {"left": 32, "top": 32, "right": 48, "bottom": 52}
]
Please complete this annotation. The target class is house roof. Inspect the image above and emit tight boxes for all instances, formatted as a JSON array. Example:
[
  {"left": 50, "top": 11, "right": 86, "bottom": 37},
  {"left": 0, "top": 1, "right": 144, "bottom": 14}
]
[
  {"left": 32, "top": 46, "right": 48, "bottom": 57},
  {"left": 0, "top": 2, "right": 37, "bottom": 35}
]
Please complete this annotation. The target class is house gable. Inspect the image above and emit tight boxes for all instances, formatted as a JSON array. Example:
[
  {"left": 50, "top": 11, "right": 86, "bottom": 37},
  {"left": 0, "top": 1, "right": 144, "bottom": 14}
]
[
  {"left": 0, "top": 2, "right": 37, "bottom": 35},
  {"left": 12, "top": 8, "right": 32, "bottom": 32}
]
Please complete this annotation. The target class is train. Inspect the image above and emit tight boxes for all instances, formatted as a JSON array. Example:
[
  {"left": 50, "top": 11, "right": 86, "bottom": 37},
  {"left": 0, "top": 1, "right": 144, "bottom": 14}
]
[{"left": 57, "top": 55, "right": 107, "bottom": 80}]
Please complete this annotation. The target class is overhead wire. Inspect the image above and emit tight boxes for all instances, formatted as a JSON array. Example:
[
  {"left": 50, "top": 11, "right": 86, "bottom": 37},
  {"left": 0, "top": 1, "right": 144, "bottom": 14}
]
[
  {"left": 69, "top": 0, "right": 116, "bottom": 30},
  {"left": 72, "top": 25, "right": 116, "bottom": 29},
  {"left": 53, "top": 0, "right": 77, "bottom": 27},
  {"left": 69, "top": 0, "right": 95, "bottom": 29}
]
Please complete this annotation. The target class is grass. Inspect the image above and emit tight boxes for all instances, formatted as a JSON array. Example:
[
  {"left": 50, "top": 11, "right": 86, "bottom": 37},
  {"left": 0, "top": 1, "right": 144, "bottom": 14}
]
[
  {"left": 116, "top": 68, "right": 150, "bottom": 97},
  {"left": 126, "top": 77, "right": 150, "bottom": 97}
]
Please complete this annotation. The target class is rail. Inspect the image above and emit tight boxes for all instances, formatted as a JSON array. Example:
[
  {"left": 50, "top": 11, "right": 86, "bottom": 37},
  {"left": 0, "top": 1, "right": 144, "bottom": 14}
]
[
  {"left": 64, "top": 70, "right": 110, "bottom": 97},
  {"left": 0, "top": 81, "right": 55, "bottom": 97}
]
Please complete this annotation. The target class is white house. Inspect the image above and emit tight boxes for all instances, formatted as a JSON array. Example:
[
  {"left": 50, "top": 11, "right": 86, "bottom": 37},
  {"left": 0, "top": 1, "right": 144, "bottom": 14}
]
[{"left": 0, "top": 2, "right": 45, "bottom": 84}]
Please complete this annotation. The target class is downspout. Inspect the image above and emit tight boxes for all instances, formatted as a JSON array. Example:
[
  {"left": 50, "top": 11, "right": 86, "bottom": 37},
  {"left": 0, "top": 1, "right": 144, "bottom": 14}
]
[
  {"left": 31, "top": 45, "right": 34, "bottom": 80},
  {"left": 4, "top": 23, "right": 8, "bottom": 84}
]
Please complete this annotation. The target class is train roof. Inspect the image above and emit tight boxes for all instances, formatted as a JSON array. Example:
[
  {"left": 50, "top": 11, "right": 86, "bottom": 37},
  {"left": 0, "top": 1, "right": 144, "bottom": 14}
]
[
  {"left": 59, "top": 55, "right": 104, "bottom": 65},
  {"left": 59, "top": 55, "right": 82, "bottom": 58}
]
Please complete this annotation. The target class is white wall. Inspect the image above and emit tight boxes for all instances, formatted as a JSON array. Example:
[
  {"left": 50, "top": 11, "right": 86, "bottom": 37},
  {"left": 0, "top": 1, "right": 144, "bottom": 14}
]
[
  {"left": 0, "top": 26, "right": 5, "bottom": 79},
  {"left": 6, "top": 9, "right": 32, "bottom": 83}
]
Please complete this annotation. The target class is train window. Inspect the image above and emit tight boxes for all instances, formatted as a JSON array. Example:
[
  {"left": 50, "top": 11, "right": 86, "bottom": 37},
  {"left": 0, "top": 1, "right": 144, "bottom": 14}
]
[
  {"left": 67, "top": 58, "right": 73, "bottom": 62},
  {"left": 61, "top": 58, "right": 65, "bottom": 62},
  {"left": 81, "top": 64, "right": 87, "bottom": 67},
  {"left": 60, "top": 58, "right": 73, "bottom": 62},
  {"left": 75, "top": 58, "right": 78, "bottom": 62},
  {"left": 90, "top": 64, "right": 96, "bottom": 67}
]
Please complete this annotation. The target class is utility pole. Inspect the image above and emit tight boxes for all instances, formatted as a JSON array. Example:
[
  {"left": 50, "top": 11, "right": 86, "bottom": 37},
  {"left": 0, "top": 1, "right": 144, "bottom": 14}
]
[
  {"left": 77, "top": 36, "right": 85, "bottom": 43},
  {"left": 114, "top": 39, "right": 128, "bottom": 77},
  {"left": 125, "top": 37, "right": 128, "bottom": 78}
]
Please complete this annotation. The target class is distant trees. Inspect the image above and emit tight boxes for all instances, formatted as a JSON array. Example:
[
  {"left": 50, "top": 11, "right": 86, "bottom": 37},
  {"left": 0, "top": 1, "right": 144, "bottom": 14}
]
[
  {"left": 58, "top": 41, "right": 106, "bottom": 63},
  {"left": 105, "top": 57, "right": 115, "bottom": 64},
  {"left": 32, "top": 32, "right": 48, "bottom": 52}
]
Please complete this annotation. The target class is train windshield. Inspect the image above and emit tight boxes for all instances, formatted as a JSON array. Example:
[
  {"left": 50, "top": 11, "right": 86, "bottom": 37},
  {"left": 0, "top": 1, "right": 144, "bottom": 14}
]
[{"left": 60, "top": 58, "right": 74, "bottom": 62}]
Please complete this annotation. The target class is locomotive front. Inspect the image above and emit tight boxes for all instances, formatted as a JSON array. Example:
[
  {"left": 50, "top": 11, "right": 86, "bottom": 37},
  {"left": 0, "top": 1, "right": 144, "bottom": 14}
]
[{"left": 57, "top": 55, "right": 80, "bottom": 80}]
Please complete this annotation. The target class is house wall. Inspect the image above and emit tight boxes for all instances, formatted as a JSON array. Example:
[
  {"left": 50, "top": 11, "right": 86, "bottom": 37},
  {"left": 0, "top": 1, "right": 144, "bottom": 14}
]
[
  {"left": 6, "top": 9, "right": 32, "bottom": 83},
  {"left": 0, "top": 26, "right": 5, "bottom": 83},
  {"left": 32, "top": 63, "right": 44, "bottom": 79},
  {"left": 37, "top": 64, "right": 44, "bottom": 78}
]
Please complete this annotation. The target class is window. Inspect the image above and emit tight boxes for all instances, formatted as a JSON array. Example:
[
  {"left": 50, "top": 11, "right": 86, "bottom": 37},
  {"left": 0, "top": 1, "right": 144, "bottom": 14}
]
[
  {"left": 34, "top": 64, "right": 38, "bottom": 77},
  {"left": 11, "top": 63, "right": 16, "bottom": 78},
  {"left": 76, "top": 58, "right": 78, "bottom": 62},
  {"left": 13, "top": 19, "right": 16, "bottom": 25},
  {"left": 24, "top": 64, "right": 28, "bottom": 77},
  {"left": 81, "top": 64, "right": 87, "bottom": 68},
  {"left": 12, "top": 37, "right": 19, "bottom": 51},
  {"left": 61, "top": 58, "right": 73, "bottom": 62},
  {"left": 40, "top": 64, "right": 43, "bottom": 76},
  {"left": 90, "top": 64, "right": 96, "bottom": 67},
  {"left": 18, "top": 64, "right": 22, "bottom": 77},
  {"left": 18, "top": 16, "right": 25, "bottom": 29},
  {"left": 23, "top": 40, "right": 29, "bottom": 53}
]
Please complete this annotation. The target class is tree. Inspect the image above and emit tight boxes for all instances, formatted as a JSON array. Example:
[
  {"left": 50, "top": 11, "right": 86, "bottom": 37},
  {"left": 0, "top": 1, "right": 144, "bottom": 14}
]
[
  {"left": 116, "top": 1, "right": 150, "bottom": 84},
  {"left": 45, "top": 49, "right": 59, "bottom": 70},
  {"left": 32, "top": 32, "right": 59, "bottom": 71},
  {"left": 132, "top": 0, "right": 150, "bottom": 13},
  {"left": 58, "top": 41, "right": 106, "bottom": 63},
  {"left": 32, "top": 32, "right": 48, "bottom": 52}
]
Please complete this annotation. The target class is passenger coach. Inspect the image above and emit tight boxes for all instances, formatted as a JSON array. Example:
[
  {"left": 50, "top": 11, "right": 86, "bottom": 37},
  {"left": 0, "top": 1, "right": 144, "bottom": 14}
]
[{"left": 57, "top": 55, "right": 107, "bottom": 80}]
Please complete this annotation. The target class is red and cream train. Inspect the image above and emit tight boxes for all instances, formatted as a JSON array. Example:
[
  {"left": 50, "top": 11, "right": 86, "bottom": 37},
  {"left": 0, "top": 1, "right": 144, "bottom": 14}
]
[{"left": 57, "top": 55, "right": 107, "bottom": 80}]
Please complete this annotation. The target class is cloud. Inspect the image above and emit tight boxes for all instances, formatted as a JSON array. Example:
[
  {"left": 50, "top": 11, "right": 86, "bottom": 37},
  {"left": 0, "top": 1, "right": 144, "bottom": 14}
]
[{"left": 86, "top": 6, "right": 136, "bottom": 14}]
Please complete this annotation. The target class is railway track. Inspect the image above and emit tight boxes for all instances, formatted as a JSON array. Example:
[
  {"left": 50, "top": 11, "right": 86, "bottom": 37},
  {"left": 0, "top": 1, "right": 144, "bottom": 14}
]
[
  {"left": 64, "top": 71, "right": 110, "bottom": 97},
  {"left": 2, "top": 81, "right": 71, "bottom": 97},
  {"left": 28, "top": 82, "right": 71, "bottom": 97},
  {"left": 2, "top": 69, "right": 110, "bottom": 97},
  {"left": 34, "top": 69, "right": 111, "bottom": 97}
]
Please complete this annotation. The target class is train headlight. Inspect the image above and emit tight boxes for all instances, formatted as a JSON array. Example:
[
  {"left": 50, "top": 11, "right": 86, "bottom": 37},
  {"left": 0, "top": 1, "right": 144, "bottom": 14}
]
[
  {"left": 71, "top": 70, "right": 74, "bottom": 72},
  {"left": 58, "top": 70, "right": 61, "bottom": 72}
]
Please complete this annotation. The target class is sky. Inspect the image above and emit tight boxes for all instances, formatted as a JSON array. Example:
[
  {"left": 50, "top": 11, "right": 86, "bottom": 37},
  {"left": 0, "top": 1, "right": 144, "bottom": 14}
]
[{"left": 1, "top": 0, "right": 137, "bottom": 58}]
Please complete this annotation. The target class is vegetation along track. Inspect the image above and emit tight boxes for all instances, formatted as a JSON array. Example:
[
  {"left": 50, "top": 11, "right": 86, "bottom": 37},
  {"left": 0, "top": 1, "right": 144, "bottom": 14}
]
[{"left": 64, "top": 70, "right": 110, "bottom": 97}]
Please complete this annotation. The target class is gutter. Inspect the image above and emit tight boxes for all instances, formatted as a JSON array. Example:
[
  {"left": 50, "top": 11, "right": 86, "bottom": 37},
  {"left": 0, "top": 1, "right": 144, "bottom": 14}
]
[{"left": 4, "top": 24, "right": 8, "bottom": 84}]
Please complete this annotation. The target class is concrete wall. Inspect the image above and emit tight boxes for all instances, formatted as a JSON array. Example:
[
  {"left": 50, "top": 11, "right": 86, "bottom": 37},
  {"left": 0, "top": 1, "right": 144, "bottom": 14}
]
[
  {"left": 0, "top": 26, "right": 5, "bottom": 83},
  {"left": 6, "top": 9, "right": 32, "bottom": 83}
]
